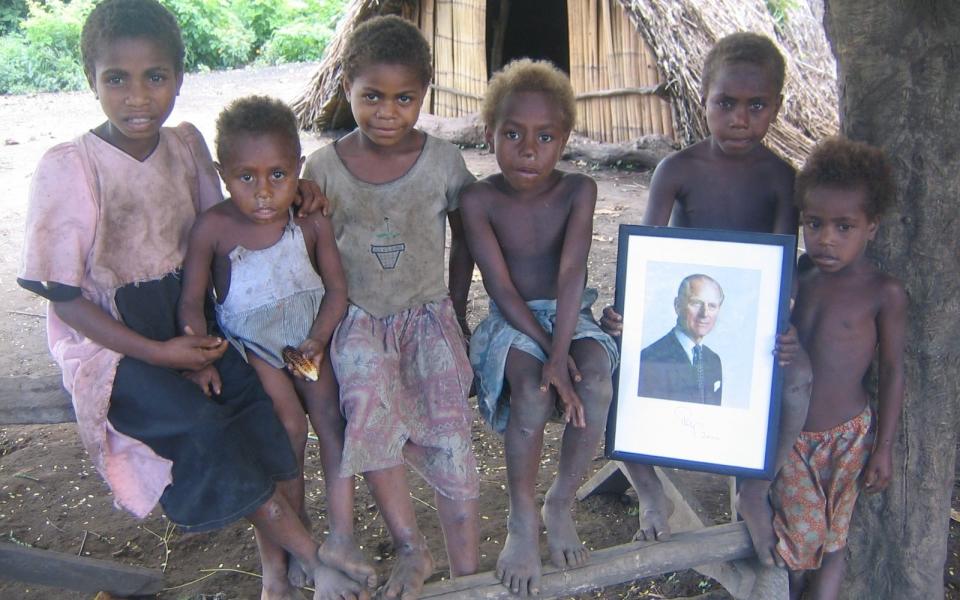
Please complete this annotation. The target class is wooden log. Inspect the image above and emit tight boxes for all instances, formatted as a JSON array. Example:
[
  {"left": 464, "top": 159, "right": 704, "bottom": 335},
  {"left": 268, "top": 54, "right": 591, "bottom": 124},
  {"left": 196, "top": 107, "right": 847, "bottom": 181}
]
[
  {"left": 0, "top": 542, "right": 163, "bottom": 596},
  {"left": 576, "top": 460, "right": 630, "bottom": 500},
  {"left": 561, "top": 134, "right": 674, "bottom": 169},
  {"left": 577, "top": 463, "right": 767, "bottom": 600},
  {"left": 0, "top": 374, "right": 73, "bottom": 425},
  {"left": 419, "top": 522, "right": 756, "bottom": 599}
]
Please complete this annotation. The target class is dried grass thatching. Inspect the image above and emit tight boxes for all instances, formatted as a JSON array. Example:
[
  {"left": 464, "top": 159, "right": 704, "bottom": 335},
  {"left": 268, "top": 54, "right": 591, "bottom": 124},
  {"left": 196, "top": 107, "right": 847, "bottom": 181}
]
[{"left": 292, "top": 0, "right": 838, "bottom": 167}]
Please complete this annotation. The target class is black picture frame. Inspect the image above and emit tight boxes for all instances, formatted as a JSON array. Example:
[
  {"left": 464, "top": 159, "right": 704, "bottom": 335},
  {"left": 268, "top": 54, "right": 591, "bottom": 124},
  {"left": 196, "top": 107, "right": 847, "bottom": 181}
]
[{"left": 605, "top": 225, "right": 796, "bottom": 479}]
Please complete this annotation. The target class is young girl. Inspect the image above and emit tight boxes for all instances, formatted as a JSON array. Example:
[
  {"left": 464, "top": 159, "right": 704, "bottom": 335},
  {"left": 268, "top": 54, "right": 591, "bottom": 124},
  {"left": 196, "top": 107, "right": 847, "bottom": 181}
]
[
  {"left": 19, "top": 2, "right": 364, "bottom": 599},
  {"left": 302, "top": 15, "right": 480, "bottom": 599},
  {"left": 178, "top": 95, "right": 375, "bottom": 592}
]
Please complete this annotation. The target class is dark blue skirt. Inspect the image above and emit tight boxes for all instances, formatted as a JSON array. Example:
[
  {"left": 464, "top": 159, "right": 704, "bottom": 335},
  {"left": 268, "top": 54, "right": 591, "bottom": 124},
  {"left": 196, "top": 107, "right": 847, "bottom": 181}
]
[{"left": 107, "top": 273, "right": 298, "bottom": 532}]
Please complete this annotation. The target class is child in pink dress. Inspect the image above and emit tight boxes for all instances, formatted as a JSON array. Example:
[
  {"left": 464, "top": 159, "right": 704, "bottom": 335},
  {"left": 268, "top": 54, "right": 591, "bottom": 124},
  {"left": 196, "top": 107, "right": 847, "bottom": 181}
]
[
  {"left": 302, "top": 16, "right": 479, "bottom": 599},
  {"left": 19, "top": 2, "right": 364, "bottom": 599}
]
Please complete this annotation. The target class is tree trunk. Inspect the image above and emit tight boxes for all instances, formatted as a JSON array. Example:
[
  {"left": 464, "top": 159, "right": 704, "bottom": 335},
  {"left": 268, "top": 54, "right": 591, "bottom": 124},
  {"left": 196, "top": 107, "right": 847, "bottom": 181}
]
[{"left": 823, "top": 2, "right": 960, "bottom": 598}]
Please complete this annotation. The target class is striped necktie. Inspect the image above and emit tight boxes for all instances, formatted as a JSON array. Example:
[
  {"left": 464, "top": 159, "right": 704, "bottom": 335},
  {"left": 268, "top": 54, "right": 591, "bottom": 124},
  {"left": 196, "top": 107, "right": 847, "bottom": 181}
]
[{"left": 693, "top": 344, "right": 705, "bottom": 403}]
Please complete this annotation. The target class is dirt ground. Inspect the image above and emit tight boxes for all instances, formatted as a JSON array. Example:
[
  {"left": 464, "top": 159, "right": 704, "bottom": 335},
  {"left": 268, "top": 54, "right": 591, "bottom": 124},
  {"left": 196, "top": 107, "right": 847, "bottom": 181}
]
[{"left": 0, "top": 62, "right": 955, "bottom": 600}]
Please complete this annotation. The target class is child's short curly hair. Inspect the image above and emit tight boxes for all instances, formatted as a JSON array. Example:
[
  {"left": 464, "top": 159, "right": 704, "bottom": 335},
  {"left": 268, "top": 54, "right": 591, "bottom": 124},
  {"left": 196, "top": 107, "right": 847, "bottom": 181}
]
[
  {"left": 215, "top": 96, "right": 301, "bottom": 165},
  {"left": 481, "top": 59, "right": 576, "bottom": 133},
  {"left": 341, "top": 15, "right": 432, "bottom": 87},
  {"left": 81, "top": 0, "right": 185, "bottom": 80},
  {"left": 795, "top": 136, "right": 895, "bottom": 218},
  {"left": 701, "top": 32, "right": 785, "bottom": 99}
]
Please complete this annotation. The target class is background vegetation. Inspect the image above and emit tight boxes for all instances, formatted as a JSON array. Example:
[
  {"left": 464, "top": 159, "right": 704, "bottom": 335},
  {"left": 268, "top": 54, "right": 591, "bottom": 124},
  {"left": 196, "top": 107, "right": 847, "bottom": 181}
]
[{"left": 0, "top": 0, "right": 345, "bottom": 94}]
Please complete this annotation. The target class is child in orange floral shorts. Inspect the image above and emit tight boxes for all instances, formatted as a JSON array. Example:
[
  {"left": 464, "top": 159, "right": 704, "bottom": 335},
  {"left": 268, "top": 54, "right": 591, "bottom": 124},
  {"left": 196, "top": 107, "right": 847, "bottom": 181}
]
[{"left": 772, "top": 137, "right": 906, "bottom": 600}]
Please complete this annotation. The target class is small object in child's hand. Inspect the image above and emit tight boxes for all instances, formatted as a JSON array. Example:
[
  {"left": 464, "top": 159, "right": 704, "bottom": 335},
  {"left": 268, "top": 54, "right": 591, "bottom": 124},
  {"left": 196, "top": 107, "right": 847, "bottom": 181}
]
[{"left": 282, "top": 346, "right": 318, "bottom": 381}]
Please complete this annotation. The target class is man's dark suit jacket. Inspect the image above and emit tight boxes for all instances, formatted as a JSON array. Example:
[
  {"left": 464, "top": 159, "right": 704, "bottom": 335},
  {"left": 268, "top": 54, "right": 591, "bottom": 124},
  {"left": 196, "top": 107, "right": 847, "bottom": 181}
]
[{"left": 637, "top": 331, "right": 722, "bottom": 405}]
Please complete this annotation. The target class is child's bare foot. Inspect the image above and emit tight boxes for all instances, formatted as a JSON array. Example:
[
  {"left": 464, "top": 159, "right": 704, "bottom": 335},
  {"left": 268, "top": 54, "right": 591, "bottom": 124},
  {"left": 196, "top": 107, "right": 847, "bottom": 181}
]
[
  {"left": 496, "top": 518, "right": 542, "bottom": 596},
  {"left": 262, "top": 580, "right": 306, "bottom": 599},
  {"left": 311, "top": 563, "right": 368, "bottom": 600},
  {"left": 736, "top": 479, "right": 783, "bottom": 567},
  {"left": 288, "top": 555, "right": 312, "bottom": 588},
  {"left": 318, "top": 533, "right": 377, "bottom": 588},
  {"left": 632, "top": 477, "right": 674, "bottom": 542},
  {"left": 287, "top": 508, "right": 314, "bottom": 588},
  {"left": 380, "top": 541, "right": 433, "bottom": 600},
  {"left": 541, "top": 495, "right": 589, "bottom": 569}
]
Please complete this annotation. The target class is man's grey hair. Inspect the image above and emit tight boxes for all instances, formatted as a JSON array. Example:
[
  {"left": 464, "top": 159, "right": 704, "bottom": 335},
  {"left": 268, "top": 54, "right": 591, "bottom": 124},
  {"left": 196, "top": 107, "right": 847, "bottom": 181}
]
[{"left": 676, "top": 274, "right": 725, "bottom": 305}]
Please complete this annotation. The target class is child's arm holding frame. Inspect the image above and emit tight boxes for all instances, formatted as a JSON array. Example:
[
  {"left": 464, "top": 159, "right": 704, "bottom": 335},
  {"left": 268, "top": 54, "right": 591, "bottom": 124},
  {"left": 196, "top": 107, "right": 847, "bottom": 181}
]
[{"left": 862, "top": 277, "right": 907, "bottom": 493}]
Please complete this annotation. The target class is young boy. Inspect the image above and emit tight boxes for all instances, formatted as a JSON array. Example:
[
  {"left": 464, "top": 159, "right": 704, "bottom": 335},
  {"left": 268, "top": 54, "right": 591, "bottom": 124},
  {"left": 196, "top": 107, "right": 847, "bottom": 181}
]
[
  {"left": 602, "top": 32, "right": 810, "bottom": 565},
  {"left": 460, "top": 59, "right": 622, "bottom": 597},
  {"left": 774, "top": 136, "right": 905, "bottom": 599}
]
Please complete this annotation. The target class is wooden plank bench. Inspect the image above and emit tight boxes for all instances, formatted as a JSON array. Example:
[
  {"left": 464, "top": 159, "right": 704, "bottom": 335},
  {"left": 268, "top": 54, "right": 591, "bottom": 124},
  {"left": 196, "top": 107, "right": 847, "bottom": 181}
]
[
  {"left": 419, "top": 521, "right": 758, "bottom": 599},
  {"left": 2, "top": 376, "right": 784, "bottom": 598},
  {"left": 0, "top": 374, "right": 164, "bottom": 597},
  {"left": 574, "top": 461, "right": 788, "bottom": 600}
]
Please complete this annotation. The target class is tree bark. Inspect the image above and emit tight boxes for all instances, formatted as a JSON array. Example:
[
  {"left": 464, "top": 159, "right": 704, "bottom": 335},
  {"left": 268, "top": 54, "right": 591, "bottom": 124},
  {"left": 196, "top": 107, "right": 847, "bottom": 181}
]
[{"left": 823, "top": 2, "right": 960, "bottom": 598}]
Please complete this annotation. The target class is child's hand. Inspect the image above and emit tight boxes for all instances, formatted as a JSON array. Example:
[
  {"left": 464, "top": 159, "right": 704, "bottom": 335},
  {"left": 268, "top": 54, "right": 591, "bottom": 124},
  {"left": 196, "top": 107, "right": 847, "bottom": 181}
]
[
  {"left": 295, "top": 179, "right": 331, "bottom": 217},
  {"left": 774, "top": 325, "right": 801, "bottom": 367},
  {"left": 156, "top": 327, "right": 227, "bottom": 371},
  {"left": 600, "top": 306, "right": 623, "bottom": 337},
  {"left": 862, "top": 445, "right": 893, "bottom": 493},
  {"left": 540, "top": 358, "right": 586, "bottom": 428},
  {"left": 297, "top": 338, "right": 326, "bottom": 374},
  {"left": 183, "top": 364, "right": 222, "bottom": 397}
]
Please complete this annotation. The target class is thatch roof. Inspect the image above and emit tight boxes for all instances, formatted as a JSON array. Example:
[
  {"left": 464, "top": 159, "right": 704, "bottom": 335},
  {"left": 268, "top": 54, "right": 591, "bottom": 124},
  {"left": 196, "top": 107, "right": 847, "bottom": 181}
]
[{"left": 291, "top": 0, "right": 838, "bottom": 167}]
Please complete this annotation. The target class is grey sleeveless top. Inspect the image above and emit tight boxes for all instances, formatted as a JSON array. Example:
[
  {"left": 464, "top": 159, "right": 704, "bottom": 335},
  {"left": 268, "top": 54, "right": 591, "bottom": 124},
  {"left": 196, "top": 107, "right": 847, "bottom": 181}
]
[{"left": 215, "top": 215, "right": 325, "bottom": 368}]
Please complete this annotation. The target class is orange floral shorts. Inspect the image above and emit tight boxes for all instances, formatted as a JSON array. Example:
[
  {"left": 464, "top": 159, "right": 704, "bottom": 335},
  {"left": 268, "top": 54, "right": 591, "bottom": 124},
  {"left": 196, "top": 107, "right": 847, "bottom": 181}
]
[{"left": 770, "top": 405, "right": 874, "bottom": 570}]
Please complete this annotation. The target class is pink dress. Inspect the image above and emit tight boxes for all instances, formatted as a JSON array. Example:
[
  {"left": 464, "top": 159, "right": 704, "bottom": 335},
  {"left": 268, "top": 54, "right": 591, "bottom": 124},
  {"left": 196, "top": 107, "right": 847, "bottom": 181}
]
[{"left": 19, "top": 124, "right": 240, "bottom": 519}]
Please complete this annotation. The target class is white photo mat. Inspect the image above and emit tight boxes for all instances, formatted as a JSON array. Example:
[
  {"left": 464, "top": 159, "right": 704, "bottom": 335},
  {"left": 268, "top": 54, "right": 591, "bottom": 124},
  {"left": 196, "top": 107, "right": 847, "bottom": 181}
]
[{"left": 606, "top": 225, "right": 795, "bottom": 478}]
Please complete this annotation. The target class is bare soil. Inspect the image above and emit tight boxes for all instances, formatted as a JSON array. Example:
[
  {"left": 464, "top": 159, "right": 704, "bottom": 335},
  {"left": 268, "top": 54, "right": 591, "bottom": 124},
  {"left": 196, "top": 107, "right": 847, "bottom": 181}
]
[{"left": 0, "top": 62, "right": 954, "bottom": 600}]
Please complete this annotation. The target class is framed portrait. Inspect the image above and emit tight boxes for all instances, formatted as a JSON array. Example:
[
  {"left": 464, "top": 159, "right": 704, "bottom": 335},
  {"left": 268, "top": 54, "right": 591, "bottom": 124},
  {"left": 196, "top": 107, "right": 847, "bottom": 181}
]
[{"left": 605, "top": 225, "right": 796, "bottom": 479}]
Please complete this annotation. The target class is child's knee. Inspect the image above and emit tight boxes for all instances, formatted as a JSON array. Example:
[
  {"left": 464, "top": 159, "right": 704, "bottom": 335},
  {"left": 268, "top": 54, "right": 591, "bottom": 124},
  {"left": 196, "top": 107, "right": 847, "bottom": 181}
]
[
  {"left": 257, "top": 495, "right": 287, "bottom": 523},
  {"left": 439, "top": 501, "right": 474, "bottom": 529},
  {"left": 577, "top": 366, "right": 613, "bottom": 401}
]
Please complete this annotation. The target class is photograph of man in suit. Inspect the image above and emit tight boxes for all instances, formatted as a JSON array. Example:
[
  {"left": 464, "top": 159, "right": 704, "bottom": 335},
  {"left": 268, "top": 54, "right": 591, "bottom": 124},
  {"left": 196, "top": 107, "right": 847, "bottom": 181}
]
[{"left": 638, "top": 274, "right": 724, "bottom": 405}]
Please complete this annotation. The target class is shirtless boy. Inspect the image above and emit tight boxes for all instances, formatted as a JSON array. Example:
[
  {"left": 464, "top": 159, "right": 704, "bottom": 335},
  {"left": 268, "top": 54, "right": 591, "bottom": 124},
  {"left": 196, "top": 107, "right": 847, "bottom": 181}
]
[
  {"left": 602, "top": 32, "right": 810, "bottom": 565},
  {"left": 774, "top": 137, "right": 905, "bottom": 599},
  {"left": 460, "top": 59, "right": 620, "bottom": 596}
]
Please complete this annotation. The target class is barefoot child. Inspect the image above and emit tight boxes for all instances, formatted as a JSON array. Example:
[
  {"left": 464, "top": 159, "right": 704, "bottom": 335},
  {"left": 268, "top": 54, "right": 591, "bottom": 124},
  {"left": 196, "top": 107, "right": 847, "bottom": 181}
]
[
  {"left": 461, "top": 59, "right": 620, "bottom": 597},
  {"left": 302, "top": 16, "right": 480, "bottom": 598},
  {"left": 18, "top": 3, "right": 365, "bottom": 599},
  {"left": 774, "top": 137, "right": 905, "bottom": 599},
  {"left": 178, "top": 96, "right": 376, "bottom": 593},
  {"left": 601, "top": 32, "right": 810, "bottom": 563}
]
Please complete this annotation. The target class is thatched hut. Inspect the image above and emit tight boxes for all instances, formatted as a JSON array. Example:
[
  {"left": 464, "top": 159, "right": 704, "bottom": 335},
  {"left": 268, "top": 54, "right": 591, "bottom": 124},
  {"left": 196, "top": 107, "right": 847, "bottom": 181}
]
[{"left": 292, "top": 0, "right": 837, "bottom": 167}]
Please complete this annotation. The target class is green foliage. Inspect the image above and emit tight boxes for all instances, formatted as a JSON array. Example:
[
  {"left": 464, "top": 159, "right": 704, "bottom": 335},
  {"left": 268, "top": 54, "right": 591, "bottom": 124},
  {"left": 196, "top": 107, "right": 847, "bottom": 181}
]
[
  {"left": 257, "top": 21, "right": 333, "bottom": 65},
  {"left": 0, "top": 0, "right": 347, "bottom": 95},
  {"left": 765, "top": 0, "right": 800, "bottom": 25},
  {"left": 0, "top": 0, "right": 29, "bottom": 36},
  {"left": 161, "top": 0, "right": 255, "bottom": 70},
  {"left": 233, "top": 0, "right": 296, "bottom": 51},
  {"left": 302, "top": 0, "right": 346, "bottom": 26},
  {"left": 0, "top": 1, "right": 91, "bottom": 94}
]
